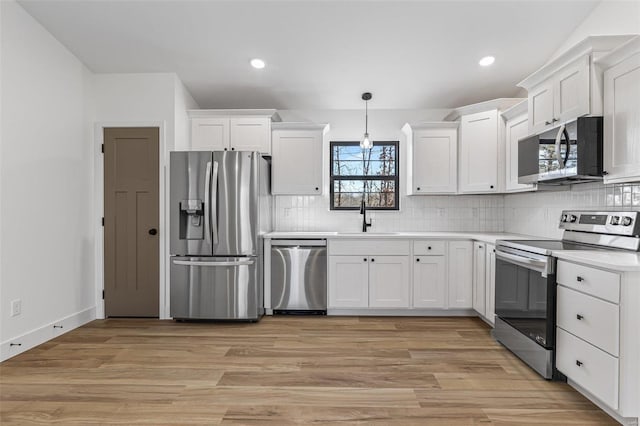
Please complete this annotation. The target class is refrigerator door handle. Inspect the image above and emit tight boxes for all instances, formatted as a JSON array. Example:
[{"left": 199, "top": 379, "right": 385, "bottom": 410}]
[
  {"left": 211, "top": 160, "right": 219, "bottom": 245},
  {"left": 173, "top": 259, "right": 255, "bottom": 267},
  {"left": 203, "top": 161, "right": 212, "bottom": 245}
]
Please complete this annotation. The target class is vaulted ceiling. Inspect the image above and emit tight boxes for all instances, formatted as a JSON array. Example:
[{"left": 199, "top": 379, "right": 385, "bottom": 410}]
[{"left": 19, "top": 0, "right": 599, "bottom": 109}]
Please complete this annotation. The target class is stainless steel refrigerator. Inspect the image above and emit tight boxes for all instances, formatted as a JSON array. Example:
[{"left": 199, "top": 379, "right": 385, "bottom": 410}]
[{"left": 169, "top": 151, "right": 271, "bottom": 321}]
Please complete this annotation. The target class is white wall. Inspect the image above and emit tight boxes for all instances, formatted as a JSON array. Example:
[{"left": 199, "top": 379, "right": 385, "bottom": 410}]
[
  {"left": 273, "top": 109, "right": 505, "bottom": 232},
  {"left": 174, "top": 76, "right": 199, "bottom": 151},
  {"left": 1, "top": 1, "right": 95, "bottom": 359},
  {"left": 550, "top": 0, "right": 640, "bottom": 60}
]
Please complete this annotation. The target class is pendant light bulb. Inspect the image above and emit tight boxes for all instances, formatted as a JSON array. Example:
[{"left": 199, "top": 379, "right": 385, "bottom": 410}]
[{"left": 361, "top": 92, "right": 373, "bottom": 150}]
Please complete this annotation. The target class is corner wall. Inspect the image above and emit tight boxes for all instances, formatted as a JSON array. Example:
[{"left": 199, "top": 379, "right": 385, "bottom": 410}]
[{"left": 1, "top": 1, "right": 96, "bottom": 360}]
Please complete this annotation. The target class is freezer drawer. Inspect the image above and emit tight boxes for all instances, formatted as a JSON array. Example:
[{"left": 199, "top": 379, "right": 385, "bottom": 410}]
[
  {"left": 170, "top": 256, "right": 263, "bottom": 320},
  {"left": 271, "top": 240, "right": 327, "bottom": 312}
]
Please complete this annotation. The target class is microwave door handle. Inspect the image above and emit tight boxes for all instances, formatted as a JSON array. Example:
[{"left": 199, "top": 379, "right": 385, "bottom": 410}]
[
  {"left": 495, "top": 251, "right": 549, "bottom": 277},
  {"left": 210, "top": 161, "right": 219, "bottom": 245},
  {"left": 554, "top": 124, "right": 566, "bottom": 169},
  {"left": 203, "top": 161, "right": 212, "bottom": 245},
  {"left": 562, "top": 127, "right": 571, "bottom": 167}
]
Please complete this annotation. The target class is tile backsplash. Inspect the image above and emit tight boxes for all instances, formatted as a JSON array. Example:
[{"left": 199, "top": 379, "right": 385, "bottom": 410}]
[
  {"left": 504, "top": 183, "right": 640, "bottom": 239},
  {"left": 273, "top": 183, "right": 640, "bottom": 237},
  {"left": 274, "top": 194, "right": 504, "bottom": 233}
]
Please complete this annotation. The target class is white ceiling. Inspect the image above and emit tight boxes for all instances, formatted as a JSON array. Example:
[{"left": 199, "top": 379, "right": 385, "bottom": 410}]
[{"left": 18, "top": 0, "right": 600, "bottom": 109}]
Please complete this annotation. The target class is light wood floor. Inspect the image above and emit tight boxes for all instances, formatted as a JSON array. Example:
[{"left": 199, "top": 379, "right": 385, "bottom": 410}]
[{"left": 0, "top": 316, "right": 616, "bottom": 425}]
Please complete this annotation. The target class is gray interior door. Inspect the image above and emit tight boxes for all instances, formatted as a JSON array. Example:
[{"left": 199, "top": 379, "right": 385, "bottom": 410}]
[{"left": 104, "top": 127, "right": 159, "bottom": 317}]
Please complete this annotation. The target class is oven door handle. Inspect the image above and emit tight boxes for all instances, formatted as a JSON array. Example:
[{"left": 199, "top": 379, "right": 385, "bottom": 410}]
[{"left": 495, "top": 251, "right": 549, "bottom": 277}]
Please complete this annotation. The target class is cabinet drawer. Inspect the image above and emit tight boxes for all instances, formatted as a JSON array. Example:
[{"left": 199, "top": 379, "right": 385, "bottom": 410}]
[
  {"left": 557, "top": 286, "right": 619, "bottom": 356},
  {"left": 556, "top": 328, "right": 619, "bottom": 410},
  {"left": 413, "top": 240, "right": 446, "bottom": 255},
  {"left": 557, "top": 261, "right": 620, "bottom": 303},
  {"left": 329, "top": 239, "right": 410, "bottom": 256}
]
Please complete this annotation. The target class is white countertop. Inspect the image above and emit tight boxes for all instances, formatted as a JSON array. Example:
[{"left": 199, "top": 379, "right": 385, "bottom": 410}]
[
  {"left": 264, "top": 231, "right": 537, "bottom": 245},
  {"left": 552, "top": 250, "right": 640, "bottom": 272}
]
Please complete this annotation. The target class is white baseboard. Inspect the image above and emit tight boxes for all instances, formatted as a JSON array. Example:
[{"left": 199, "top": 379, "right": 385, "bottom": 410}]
[
  {"left": 1, "top": 306, "right": 96, "bottom": 362},
  {"left": 568, "top": 379, "right": 638, "bottom": 426}
]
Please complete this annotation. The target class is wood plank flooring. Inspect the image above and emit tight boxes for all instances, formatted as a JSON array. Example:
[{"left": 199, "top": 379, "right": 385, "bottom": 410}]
[{"left": 0, "top": 316, "right": 616, "bottom": 425}]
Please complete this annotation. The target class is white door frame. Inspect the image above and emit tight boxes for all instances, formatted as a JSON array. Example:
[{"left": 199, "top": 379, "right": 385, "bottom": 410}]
[{"left": 94, "top": 121, "right": 169, "bottom": 319}]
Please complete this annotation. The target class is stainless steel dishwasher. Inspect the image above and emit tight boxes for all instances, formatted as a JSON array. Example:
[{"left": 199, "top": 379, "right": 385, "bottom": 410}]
[{"left": 270, "top": 239, "right": 327, "bottom": 314}]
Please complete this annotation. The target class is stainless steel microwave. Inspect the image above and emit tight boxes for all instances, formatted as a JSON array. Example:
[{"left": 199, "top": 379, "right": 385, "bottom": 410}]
[{"left": 518, "top": 117, "right": 603, "bottom": 185}]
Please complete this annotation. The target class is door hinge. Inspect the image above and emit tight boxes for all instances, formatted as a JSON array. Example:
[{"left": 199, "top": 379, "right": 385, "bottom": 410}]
[
  {"left": 101, "top": 143, "right": 104, "bottom": 153},
  {"left": 102, "top": 290, "right": 105, "bottom": 299},
  {"left": 101, "top": 217, "right": 105, "bottom": 226}
]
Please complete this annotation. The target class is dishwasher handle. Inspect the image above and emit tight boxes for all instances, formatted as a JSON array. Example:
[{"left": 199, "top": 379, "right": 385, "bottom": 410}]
[{"left": 270, "top": 239, "right": 326, "bottom": 247}]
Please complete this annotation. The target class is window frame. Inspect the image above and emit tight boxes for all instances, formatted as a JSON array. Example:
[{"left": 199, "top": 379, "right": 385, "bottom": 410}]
[{"left": 329, "top": 141, "right": 400, "bottom": 211}]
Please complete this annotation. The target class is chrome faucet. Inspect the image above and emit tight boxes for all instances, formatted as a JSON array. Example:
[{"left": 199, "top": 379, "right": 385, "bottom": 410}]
[{"left": 360, "top": 199, "right": 372, "bottom": 232}]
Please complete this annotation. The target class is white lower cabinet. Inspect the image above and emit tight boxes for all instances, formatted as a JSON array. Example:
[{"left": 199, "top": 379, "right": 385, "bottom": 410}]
[
  {"left": 447, "top": 241, "right": 473, "bottom": 309},
  {"left": 413, "top": 255, "right": 446, "bottom": 308},
  {"left": 472, "top": 241, "right": 496, "bottom": 324},
  {"left": 369, "top": 256, "right": 410, "bottom": 308},
  {"left": 555, "top": 260, "right": 640, "bottom": 421},
  {"left": 328, "top": 256, "right": 369, "bottom": 308}
]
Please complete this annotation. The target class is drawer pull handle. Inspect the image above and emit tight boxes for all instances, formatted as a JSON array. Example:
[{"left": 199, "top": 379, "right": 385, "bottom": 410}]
[
  {"left": 576, "top": 276, "right": 584, "bottom": 282},
  {"left": 576, "top": 360, "right": 583, "bottom": 367},
  {"left": 576, "top": 314, "right": 584, "bottom": 320}
]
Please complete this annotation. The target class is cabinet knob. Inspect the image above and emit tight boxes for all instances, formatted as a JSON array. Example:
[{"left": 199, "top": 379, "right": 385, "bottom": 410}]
[
  {"left": 545, "top": 121, "right": 552, "bottom": 125},
  {"left": 428, "top": 246, "right": 432, "bottom": 250},
  {"left": 416, "top": 258, "right": 420, "bottom": 262},
  {"left": 224, "top": 148, "right": 228, "bottom": 151},
  {"left": 490, "top": 185, "right": 494, "bottom": 189},
  {"left": 371, "top": 258, "right": 375, "bottom": 262},
  {"left": 363, "top": 258, "right": 367, "bottom": 262},
  {"left": 315, "top": 187, "right": 319, "bottom": 191},
  {"left": 231, "top": 147, "right": 235, "bottom": 151},
  {"left": 603, "top": 171, "right": 609, "bottom": 176},
  {"left": 576, "top": 314, "right": 584, "bottom": 320},
  {"left": 576, "top": 360, "right": 583, "bottom": 367},
  {"left": 576, "top": 276, "right": 584, "bottom": 282},
  {"left": 552, "top": 118, "right": 559, "bottom": 122},
  {"left": 417, "top": 187, "right": 421, "bottom": 191}
]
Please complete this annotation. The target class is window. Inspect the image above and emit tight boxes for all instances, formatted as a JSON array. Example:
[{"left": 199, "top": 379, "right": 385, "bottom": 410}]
[{"left": 330, "top": 141, "right": 399, "bottom": 210}]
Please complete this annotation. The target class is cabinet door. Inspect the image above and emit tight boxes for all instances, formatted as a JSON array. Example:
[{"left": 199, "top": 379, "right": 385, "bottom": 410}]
[
  {"left": 229, "top": 117, "right": 271, "bottom": 154},
  {"left": 328, "top": 256, "right": 369, "bottom": 308},
  {"left": 554, "top": 56, "right": 590, "bottom": 124},
  {"left": 459, "top": 110, "right": 498, "bottom": 193},
  {"left": 472, "top": 242, "right": 486, "bottom": 315},
  {"left": 412, "top": 128, "right": 457, "bottom": 193},
  {"left": 448, "top": 241, "right": 473, "bottom": 308},
  {"left": 505, "top": 113, "right": 536, "bottom": 192},
  {"left": 271, "top": 130, "right": 323, "bottom": 195},
  {"left": 603, "top": 52, "right": 640, "bottom": 183},
  {"left": 369, "top": 256, "right": 410, "bottom": 308},
  {"left": 528, "top": 80, "right": 554, "bottom": 134},
  {"left": 485, "top": 244, "right": 496, "bottom": 324},
  {"left": 413, "top": 256, "right": 446, "bottom": 308},
  {"left": 191, "top": 118, "right": 229, "bottom": 151}
]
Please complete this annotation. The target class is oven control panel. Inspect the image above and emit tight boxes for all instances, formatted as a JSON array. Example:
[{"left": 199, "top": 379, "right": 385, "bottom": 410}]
[{"left": 559, "top": 211, "right": 640, "bottom": 236}]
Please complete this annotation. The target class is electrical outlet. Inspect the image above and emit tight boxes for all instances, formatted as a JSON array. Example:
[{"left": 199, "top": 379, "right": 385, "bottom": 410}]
[{"left": 10, "top": 299, "right": 21, "bottom": 317}]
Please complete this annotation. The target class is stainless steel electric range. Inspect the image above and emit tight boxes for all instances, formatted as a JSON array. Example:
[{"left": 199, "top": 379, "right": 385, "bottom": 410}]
[{"left": 492, "top": 210, "right": 640, "bottom": 379}]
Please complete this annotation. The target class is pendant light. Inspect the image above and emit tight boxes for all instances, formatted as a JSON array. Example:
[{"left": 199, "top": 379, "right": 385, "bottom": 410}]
[{"left": 360, "top": 92, "right": 373, "bottom": 149}]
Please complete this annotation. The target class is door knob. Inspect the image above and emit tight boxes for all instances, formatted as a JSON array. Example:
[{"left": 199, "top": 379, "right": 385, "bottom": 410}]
[{"left": 148, "top": 228, "right": 158, "bottom": 236}]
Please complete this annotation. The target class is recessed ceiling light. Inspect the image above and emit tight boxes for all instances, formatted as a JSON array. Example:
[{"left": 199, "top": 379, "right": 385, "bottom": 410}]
[
  {"left": 479, "top": 56, "right": 495, "bottom": 67},
  {"left": 250, "top": 58, "right": 265, "bottom": 69}
]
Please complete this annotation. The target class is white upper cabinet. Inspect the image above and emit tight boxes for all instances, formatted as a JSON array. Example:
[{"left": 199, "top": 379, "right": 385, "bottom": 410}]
[
  {"left": 501, "top": 101, "right": 536, "bottom": 192},
  {"left": 403, "top": 122, "right": 458, "bottom": 194},
  {"left": 188, "top": 110, "right": 279, "bottom": 154},
  {"left": 597, "top": 36, "right": 640, "bottom": 184},
  {"left": 459, "top": 110, "right": 499, "bottom": 193},
  {"left": 518, "top": 36, "right": 635, "bottom": 135},
  {"left": 191, "top": 117, "right": 229, "bottom": 151},
  {"left": 271, "top": 123, "right": 327, "bottom": 195}
]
